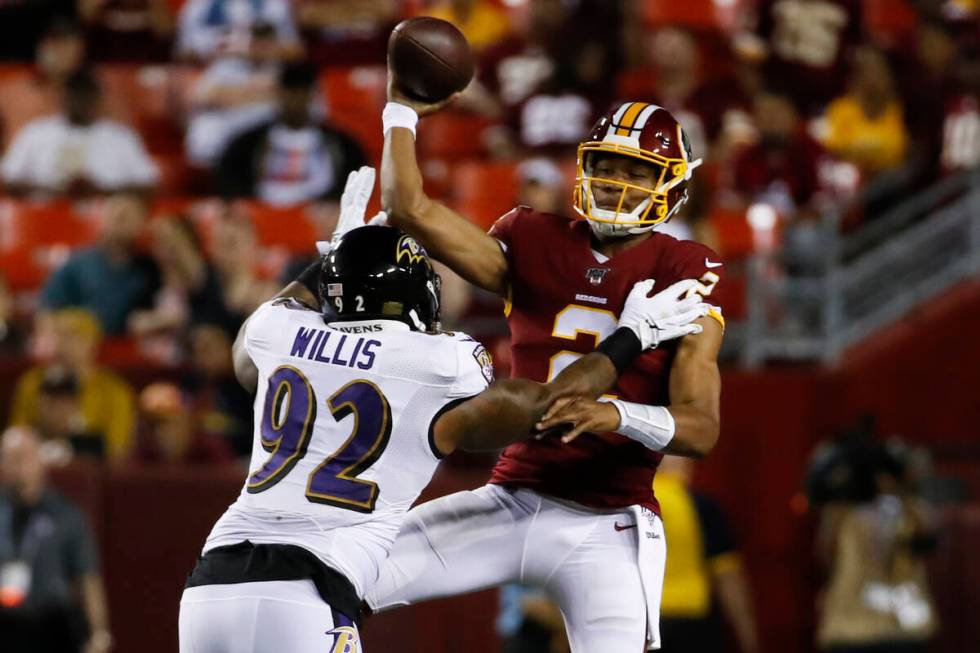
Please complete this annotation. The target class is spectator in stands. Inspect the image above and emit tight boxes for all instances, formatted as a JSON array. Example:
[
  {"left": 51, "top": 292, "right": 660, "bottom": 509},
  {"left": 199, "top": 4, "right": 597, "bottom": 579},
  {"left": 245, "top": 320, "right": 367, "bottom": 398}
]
[
  {"left": 0, "top": 0, "right": 75, "bottom": 61},
  {"left": 215, "top": 63, "right": 365, "bottom": 206},
  {"left": 131, "top": 382, "right": 235, "bottom": 466},
  {"left": 129, "top": 214, "right": 245, "bottom": 358},
  {"left": 897, "top": 20, "right": 980, "bottom": 179},
  {"left": 0, "top": 426, "right": 112, "bottom": 653},
  {"left": 9, "top": 309, "right": 135, "bottom": 461},
  {"left": 654, "top": 456, "right": 760, "bottom": 653},
  {"left": 0, "top": 19, "right": 86, "bottom": 149},
  {"left": 497, "top": 584, "right": 569, "bottom": 653},
  {"left": 731, "top": 91, "right": 825, "bottom": 220},
  {"left": 427, "top": 0, "right": 512, "bottom": 53},
  {"left": 79, "top": 0, "right": 175, "bottom": 61},
  {"left": 821, "top": 47, "right": 909, "bottom": 179},
  {"left": 29, "top": 366, "right": 104, "bottom": 459},
  {"left": 814, "top": 440, "right": 938, "bottom": 653},
  {"left": 642, "top": 27, "right": 756, "bottom": 166},
  {"left": 176, "top": 0, "right": 302, "bottom": 63},
  {"left": 0, "top": 69, "right": 159, "bottom": 198},
  {"left": 296, "top": 0, "right": 399, "bottom": 67},
  {"left": 186, "top": 22, "right": 284, "bottom": 168},
  {"left": 40, "top": 193, "right": 161, "bottom": 336},
  {"left": 477, "top": 0, "right": 570, "bottom": 113},
  {"left": 208, "top": 206, "right": 278, "bottom": 326},
  {"left": 179, "top": 324, "right": 254, "bottom": 457},
  {"left": 515, "top": 157, "right": 566, "bottom": 215},
  {"left": 744, "top": 0, "right": 863, "bottom": 115}
]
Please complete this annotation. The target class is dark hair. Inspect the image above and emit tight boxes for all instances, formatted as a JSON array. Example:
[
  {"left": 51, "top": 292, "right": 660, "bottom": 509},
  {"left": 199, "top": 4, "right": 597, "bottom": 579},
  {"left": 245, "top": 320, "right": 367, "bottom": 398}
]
[
  {"left": 44, "top": 17, "right": 83, "bottom": 40},
  {"left": 279, "top": 62, "right": 317, "bottom": 90},
  {"left": 65, "top": 68, "right": 100, "bottom": 97}
]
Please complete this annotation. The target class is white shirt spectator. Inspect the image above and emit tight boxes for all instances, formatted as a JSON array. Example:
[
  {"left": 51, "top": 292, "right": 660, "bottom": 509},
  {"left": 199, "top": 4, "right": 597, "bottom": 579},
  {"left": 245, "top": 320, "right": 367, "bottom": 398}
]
[
  {"left": 256, "top": 124, "right": 335, "bottom": 206},
  {"left": 176, "top": 0, "right": 299, "bottom": 61},
  {"left": 1, "top": 116, "right": 159, "bottom": 194},
  {"left": 185, "top": 56, "right": 278, "bottom": 166}
]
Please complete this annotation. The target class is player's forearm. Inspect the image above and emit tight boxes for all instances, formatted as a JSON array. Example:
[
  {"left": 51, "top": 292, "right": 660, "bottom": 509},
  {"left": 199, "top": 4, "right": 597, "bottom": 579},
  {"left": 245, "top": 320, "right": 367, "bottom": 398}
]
[
  {"left": 381, "top": 127, "right": 429, "bottom": 227},
  {"left": 81, "top": 574, "right": 111, "bottom": 635},
  {"left": 714, "top": 568, "right": 760, "bottom": 653},
  {"left": 382, "top": 127, "right": 509, "bottom": 295},
  {"left": 547, "top": 352, "right": 619, "bottom": 401},
  {"left": 451, "top": 379, "right": 553, "bottom": 451},
  {"left": 661, "top": 403, "right": 720, "bottom": 458}
]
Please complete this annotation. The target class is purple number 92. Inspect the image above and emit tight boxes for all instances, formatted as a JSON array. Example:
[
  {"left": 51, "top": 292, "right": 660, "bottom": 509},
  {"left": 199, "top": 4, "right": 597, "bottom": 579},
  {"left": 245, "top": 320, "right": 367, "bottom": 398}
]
[{"left": 247, "top": 366, "right": 392, "bottom": 513}]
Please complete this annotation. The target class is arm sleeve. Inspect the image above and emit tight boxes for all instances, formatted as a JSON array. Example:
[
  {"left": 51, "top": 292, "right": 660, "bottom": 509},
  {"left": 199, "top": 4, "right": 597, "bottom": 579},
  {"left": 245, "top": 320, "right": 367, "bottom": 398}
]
[
  {"left": 104, "top": 377, "right": 136, "bottom": 461},
  {"left": 40, "top": 259, "right": 81, "bottom": 310},
  {"left": 449, "top": 336, "right": 495, "bottom": 398},
  {"left": 216, "top": 128, "right": 262, "bottom": 198},
  {"left": 242, "top": 300, "right": 301, "bottom": 359},
  {"left": 487, "top": 206, "right": 525, "bottom": 263},
  {"left": 65, "top": 507, "right": 100, "bottom": 579},
  {"left": 672, "top": 243, "right": 726, "bottom": 329},
  {"left": 693, "top": 493, "right": 739, "bottom": 569},
  {"left": 115, "top": 128, "right": 160, "bottom": 187},
  {"left": 0, "top": 126, "right": 37, "bottom": 183}
]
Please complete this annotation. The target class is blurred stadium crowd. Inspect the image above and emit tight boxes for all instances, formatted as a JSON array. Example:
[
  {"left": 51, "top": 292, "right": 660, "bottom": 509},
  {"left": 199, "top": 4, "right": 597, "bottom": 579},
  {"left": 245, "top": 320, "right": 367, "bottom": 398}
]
[
  {"left": 0, "top": 0, "right": 977, "bottom": 463},
  {"left": 0, "top": 1, "right": 977, "bottom": 652}
]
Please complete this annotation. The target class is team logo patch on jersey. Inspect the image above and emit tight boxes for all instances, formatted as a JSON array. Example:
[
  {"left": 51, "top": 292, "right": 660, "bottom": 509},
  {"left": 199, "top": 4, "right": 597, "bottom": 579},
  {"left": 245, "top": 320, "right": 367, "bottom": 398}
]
[
  {"left": 395, "top": 235, "right": 426, "bottom": 265},
  {"left": 472, "top": 344, "right": 494, "bottom": 385},
  {"left": 585, "top": 267, "right": 610, "bottom": 285}
]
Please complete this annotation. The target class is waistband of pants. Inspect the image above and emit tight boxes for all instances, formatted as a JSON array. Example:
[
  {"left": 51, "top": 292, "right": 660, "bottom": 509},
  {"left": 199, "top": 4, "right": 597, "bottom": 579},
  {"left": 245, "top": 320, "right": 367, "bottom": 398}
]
[{"left": 185, "top": 540, "right": 361, "bottom": 624}]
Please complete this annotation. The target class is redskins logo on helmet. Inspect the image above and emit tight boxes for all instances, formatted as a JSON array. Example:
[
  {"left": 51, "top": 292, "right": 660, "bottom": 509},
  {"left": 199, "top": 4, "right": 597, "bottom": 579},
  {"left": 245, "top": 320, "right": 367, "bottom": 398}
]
[{"left": 573, "top": 102, "right": 702, "bottom": 238}]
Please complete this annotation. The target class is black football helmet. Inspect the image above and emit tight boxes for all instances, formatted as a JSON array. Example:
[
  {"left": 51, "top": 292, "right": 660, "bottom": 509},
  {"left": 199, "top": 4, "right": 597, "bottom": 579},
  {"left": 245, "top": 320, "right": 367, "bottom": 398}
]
[{"left": 319, "top": 226, "right": 442, "bottom": 331}]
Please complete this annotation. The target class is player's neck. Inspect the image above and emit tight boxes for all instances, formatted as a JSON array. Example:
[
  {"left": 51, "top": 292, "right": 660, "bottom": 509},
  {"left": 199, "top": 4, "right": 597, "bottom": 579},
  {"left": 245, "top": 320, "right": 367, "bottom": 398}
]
[{"left": 591, "top": 230, "right": 654, "bottom": 258}]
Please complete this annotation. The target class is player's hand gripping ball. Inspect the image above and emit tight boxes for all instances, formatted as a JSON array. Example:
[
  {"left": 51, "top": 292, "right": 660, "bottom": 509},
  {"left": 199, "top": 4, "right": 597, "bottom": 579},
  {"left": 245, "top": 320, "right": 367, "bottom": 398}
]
[{"left": 387, "top": 16, "right": 474, "bottom": 106}]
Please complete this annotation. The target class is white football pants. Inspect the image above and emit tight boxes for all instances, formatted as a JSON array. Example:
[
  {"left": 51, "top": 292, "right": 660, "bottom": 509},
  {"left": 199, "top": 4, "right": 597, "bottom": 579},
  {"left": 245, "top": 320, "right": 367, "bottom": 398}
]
[
  {"left": 179, "top": 580, "right": 360, "bottom": 653},
  {"left": 365, "top": 484, "right": 667, "bottom": 652}
]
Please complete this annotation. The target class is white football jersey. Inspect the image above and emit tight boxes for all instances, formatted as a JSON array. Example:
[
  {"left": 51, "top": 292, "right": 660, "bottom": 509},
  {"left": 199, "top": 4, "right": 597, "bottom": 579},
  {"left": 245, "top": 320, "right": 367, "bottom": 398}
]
[{"left": 204, "top": 299, "right": 493, "bottom": 597}]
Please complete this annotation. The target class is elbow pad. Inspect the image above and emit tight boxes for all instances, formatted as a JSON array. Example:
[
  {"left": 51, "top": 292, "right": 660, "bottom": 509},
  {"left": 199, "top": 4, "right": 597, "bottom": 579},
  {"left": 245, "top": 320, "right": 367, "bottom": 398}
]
[{"left": 608, "top": 399, "right": 675, "bottom": 451}]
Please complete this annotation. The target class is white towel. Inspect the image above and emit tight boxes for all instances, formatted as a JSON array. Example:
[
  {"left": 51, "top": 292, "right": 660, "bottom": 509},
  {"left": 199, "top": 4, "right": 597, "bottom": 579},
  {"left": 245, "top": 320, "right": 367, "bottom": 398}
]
[{"left": 629, "top": 505, "right": 668, "bottom": 650}]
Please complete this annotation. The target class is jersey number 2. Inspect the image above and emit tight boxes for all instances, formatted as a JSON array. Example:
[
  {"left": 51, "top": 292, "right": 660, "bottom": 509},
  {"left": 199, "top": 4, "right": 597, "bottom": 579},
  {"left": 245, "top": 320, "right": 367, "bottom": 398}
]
[{"left": 246, "top": 366, "right": 392, "bottom": 513}]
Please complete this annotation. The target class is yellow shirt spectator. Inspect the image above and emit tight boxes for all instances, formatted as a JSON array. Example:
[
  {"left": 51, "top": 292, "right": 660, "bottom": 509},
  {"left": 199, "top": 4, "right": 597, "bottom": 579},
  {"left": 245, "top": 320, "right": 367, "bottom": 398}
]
[
  {"left": 822, "top": 96, "right": 908, "bottom": 176},
  {"left": 9, "top": 308, "right": 136, "bottom": 461},
  {"left": 427, "top": 1, "right": 511, "bottom": 52}
]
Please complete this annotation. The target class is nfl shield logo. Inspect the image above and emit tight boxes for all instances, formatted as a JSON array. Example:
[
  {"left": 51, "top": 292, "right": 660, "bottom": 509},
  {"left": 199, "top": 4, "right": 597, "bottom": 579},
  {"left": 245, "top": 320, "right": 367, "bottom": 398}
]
[{"left": 585, "top": 267, "right": 610, "bottom": 286}]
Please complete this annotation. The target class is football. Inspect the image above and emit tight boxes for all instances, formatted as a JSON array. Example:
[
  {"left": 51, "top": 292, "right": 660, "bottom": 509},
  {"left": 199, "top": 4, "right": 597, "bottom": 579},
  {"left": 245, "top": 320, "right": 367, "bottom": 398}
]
[{"left": 387, "top": 16, "right": 474, "bottom": 103}]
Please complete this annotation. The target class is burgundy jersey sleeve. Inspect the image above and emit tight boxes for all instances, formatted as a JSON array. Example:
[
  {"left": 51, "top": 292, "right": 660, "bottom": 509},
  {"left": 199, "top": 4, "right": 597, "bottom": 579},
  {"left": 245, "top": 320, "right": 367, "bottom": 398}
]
[
  {"left": 487, "top": 205, "right": 531, "bottom": 265},
  {"left": 666, "top": 240, "right": 726, "bottom": 330}
]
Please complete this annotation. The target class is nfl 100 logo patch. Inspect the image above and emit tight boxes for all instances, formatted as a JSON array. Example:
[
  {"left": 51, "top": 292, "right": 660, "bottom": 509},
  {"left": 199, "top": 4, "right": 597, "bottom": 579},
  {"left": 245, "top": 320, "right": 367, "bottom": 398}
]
[{"left": 585, "top": 267, "right": 610, "bottom": 286}]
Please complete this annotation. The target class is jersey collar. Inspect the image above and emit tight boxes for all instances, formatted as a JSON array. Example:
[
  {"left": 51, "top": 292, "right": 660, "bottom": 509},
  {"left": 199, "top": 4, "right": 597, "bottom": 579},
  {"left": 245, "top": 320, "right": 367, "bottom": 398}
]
[{"left": 326, "top": 319, "right": 411, "bottom": 332}]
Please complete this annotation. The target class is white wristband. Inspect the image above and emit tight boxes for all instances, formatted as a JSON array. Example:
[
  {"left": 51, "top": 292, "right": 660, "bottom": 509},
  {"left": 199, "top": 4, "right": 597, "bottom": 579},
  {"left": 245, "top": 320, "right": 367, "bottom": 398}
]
[
  {"left": 609, "top": 399, "right": 675, "bottom": 451},
  {"left": 382, "top": 102, "right": 419, "bottom": 137}
]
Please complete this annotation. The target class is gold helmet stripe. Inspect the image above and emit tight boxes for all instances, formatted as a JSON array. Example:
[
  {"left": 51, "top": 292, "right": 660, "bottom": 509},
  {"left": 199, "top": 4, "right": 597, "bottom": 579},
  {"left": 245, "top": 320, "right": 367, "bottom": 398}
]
[{"left": 614, "top": 102, "right": 650, "bottom": 136}]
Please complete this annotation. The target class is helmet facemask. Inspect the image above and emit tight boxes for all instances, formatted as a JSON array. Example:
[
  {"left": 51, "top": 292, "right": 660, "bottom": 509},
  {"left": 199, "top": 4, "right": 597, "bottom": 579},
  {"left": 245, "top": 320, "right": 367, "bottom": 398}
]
[{"left": 573, "top": 125, "right": 702, "bottom": 239}]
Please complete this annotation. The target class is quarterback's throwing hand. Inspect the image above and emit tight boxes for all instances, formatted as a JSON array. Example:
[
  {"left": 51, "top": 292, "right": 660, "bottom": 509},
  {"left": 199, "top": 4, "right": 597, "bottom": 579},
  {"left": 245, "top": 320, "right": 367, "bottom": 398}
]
[{"left": 618, "top": 279, "right": 708, "bottom": 350}]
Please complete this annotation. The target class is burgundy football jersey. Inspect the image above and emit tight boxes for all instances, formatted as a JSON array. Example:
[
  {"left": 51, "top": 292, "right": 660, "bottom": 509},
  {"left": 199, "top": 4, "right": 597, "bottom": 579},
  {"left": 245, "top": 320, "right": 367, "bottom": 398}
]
[{"left": 487, "top": 208, "right": 725, "bottom": 513}]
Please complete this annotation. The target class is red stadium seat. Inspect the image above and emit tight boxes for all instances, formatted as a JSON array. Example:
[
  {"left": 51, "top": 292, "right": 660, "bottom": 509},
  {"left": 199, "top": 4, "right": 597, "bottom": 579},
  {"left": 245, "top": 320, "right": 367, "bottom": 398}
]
[
  {"left": 0, "top": 200, "right": 99, "bottom": 253},
  {"left": 99, "top": 64, "right": 186, "bottom": 156},
  {"left": 320, "top": 66, "right": 387, "bottom": 165},
  {"left": 417, "top": 111, "right": 494, "bottom": 161},
  {"left": 864, "top": 0, "right": 918, "bottom": 43},
  {"left": 643, "top": 0, "right": 723, "bottom": 30},
  {"left": 243, "top": 202, "right": 319, "bottom": 254},
  {"left": 452, "top": 160, "right": 519, "bottom": 231}
]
